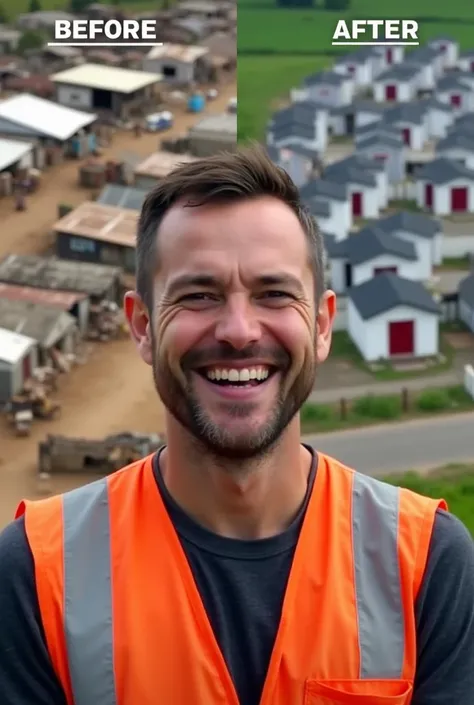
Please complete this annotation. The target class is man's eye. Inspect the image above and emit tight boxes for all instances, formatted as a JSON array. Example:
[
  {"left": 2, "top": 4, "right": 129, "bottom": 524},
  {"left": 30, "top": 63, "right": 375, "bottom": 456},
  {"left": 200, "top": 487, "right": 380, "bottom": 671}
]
[
  {"left": 179, "top": 293, "right": 215, "bottom": 302},
  {"left": 262, "top": 291, "right": 292, "bottom": 299}
]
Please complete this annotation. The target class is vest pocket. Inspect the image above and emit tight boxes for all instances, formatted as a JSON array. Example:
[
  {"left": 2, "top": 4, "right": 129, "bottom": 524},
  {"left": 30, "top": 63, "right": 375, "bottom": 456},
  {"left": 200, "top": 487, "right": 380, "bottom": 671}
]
[{"left": 304, "top": 679, "right": 413, "bottom": 705}]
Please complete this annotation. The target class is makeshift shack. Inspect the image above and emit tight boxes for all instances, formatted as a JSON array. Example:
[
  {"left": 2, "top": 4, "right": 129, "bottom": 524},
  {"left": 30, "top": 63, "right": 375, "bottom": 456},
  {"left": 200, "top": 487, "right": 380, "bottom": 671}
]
[
  {"left": 0, "top": 327, "right": 37, "bottom": 404},
  {"left": 143, "top": 44, "right": 210, "bottom": 85},
  {"left": 134, "top": 151, "right": 198, "bottom": 189},
  {"left": 188, "top": 113, "right": 237, "bottom": 156}
]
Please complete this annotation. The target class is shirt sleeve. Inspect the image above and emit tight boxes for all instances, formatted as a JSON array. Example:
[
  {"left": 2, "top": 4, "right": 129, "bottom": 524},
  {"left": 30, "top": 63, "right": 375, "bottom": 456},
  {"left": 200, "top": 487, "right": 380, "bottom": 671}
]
[
  {"left": 0, "top": 516, "right": 68, "bottom": 705},
  {"left": 413, "top": 508, "right": 474, "bottom": 704}
]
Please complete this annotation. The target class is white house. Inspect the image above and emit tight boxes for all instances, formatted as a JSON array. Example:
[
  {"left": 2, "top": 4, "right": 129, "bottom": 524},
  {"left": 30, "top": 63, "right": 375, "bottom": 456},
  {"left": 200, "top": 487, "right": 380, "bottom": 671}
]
[
  {"left": 356, "top": 133, "right": 405, "bottom": 184},
  {"left": 428, "top": 36, "right": 459, "bottom": 69},
  {"left": 436, "top": 132, "right": 474, "bottom": 170},
  {"left": 329, "top": 154, "right": 388, "bottom": 208},
  {"left": 329, "top": 100, "right": 384, "bottom": 137},
  {"left": 326, "top": 226, "right": 420, "bottom": 295},
  {"left": 300, "top": 179, "right": 351, "bottom": 239},
  {"left": 421, "top": 98, "right": 454, "bottom": 140},
  {"left": 270, "top": 121, "right": 323, "bottom": 155},
  {"left": 308, "top": 197, "right": 348, "bottom": 241},
  {"left": 403, "top": 46, "right": 442, "bottom": 92},
  {"left": 347, "top": 273, "right": 440, "bottom": 361},
  {"left": 415, "top": 157, "right": 474, "bottom": 215},
  {"left": 322, "top": 162, "right": 380, "bottom": 219},
  {"left": 458, "top": 273, "right": 474, "bottom": 331},
  {"left": 436, "top": 75, "right": 474, "bottom": 113},
  {"left": 373, "top": 64, "right": 420, "bottom": 103},
  {"left": 142, "top": 43, "right": 209, "bottom": 85},
  {"left": 333, "top": 51, "right": 372, "bottom": 87},
  {"left": 0, "top": 326, "right": 38, "bottom": 403},
  {"left": 268, "top": 101, "right": 328, "bottom": 153},
  {"left": 376, "top": 210, "right": 442, "bottom": 269},
  {"left": 269, "top": 143, "right": 321, "bottom": 188},
  {"left": 299, "top": 71, "right": 354, "bottom": 108},
  {"left": 354, "top": 121, "right": 400, "bottom": 145},
  {"left": 457, "top": 50, "right": 474, "bottom": 74},
  {"left": 384, "top": 103, "right": 427, "bottom": 150}
]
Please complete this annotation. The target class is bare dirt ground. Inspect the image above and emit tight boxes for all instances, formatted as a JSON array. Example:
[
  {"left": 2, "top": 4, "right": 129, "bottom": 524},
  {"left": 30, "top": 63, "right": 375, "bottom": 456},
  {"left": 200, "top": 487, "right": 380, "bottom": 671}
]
[{"left": 0, "top": 82, "right": 236, "bottom": 528}]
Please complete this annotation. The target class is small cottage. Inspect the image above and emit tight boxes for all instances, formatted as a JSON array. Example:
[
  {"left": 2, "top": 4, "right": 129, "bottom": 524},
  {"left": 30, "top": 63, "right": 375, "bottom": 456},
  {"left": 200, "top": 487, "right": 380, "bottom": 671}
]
[
  {"left": 356, "top": 133, "right": 405, "bottom": 184},
  {"left": 415, "top": 157, "right": 474, "bottom": 215},
  {"left": 333, "top": 51, "right": 372, "bottom": 87},
  {"left": 427, "top": 36, "right": 459, "bottom": 69},
  {"left": 0, "top": 327, "right": 37, "bottom": 403},
  {"left": 436, "top": 132, "right": 474, "bottom": 170},
  {"left": 271, "top": 143, "right": 321, "bottom": 188},
  {"left": 328, "top": 154, "right": 388, "bottom": 208},
  {"left": 384, "top": 103, "right": 427, "bottom": 150},
  {"left": 142, "top": 43, "right": 210, "bottom": 85},
  {"left": 306, "top": 196, "right": 347, "bottom": 242},
  {"left": 188, "top": 113, "right": 237, "bottom": 156},
  {"left": 322, "top": 162, "right": 380, "bottom": 219},
  {"left": 436, "top": 75, "right": 473, "bottom": 112},
  {"left": 376, "top": 211, "right": 442, "bottom": 268},
  {"left": 373, "top": 64, "right": 420, "bottom": 103},
  {"left": 347, "top": 273, "right": 440, "bottom": 361},
  {"left": 269, "top": 100, "right": 328, "bottom": 153},
  {"left": 421, "top": 98, "right": 454, "bottom": 140},
  {"left": 300, "top": 71, "right": 353, "bottom": 108},
  {"left": 403, "top": 46, "right": 443, "bottom": 92},
  {"left": 330, "top": 100, "right": 384, "bottom": 137},
  {"left": 300, "top": 178, "right": 351, "bottom": 238}
]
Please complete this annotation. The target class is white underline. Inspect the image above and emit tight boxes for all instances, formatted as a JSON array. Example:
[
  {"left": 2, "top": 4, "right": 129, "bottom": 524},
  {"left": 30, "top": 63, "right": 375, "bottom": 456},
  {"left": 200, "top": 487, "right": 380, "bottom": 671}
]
[
  {"left": 47, "top": 42, "right": 163, "bottom": 46},
  {"left": 331, "top": 41, "right": 420, "bottom": 46}
]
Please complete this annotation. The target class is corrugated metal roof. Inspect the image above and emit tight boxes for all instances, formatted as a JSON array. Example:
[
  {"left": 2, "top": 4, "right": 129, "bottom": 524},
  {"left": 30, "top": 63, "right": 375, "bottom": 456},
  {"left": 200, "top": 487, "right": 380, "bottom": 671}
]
[
  {"left": 52, "top": 63, "right": 161, "bottom": 94},
  {"left": 53, "top": 201, "right": 138, "bottom": 248},
  {"left": 0, "top": 138, "right": 33, "bottom": 171},
  {"left": 0, "top": 94, "right": 97, "bottom": 141},
  {"left": 0, "top": 298, "right": 76, "bottom": 348},
  {"left": 134, "top": 151, "right": 198, "bottom": 179},
  {"left": 0, "top": 282, "right": 85, "bottom": 309},
  {"left": 97, "top": 184, "right": 149, "bottom": 210},
  {"left": 0, "top": 326, "right": 36, "bottom": 365},
  {"left": 146, "top": 43, "right": 209, "bottom": 63}
]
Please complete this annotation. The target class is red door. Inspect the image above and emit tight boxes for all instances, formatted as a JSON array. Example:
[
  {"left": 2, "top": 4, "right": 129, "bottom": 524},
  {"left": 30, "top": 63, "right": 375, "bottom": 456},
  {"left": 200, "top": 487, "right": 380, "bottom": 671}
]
[
  {"left": 425, "top": 183, "right": 433, "bottom": 209},
  {"left": 451, "top": 94, "right": 461, "bottom": 107},
  {"left": 402, "top": 128, "right": 411, "bottom": 146},
  {"left": 348, "top": 65, "right": 355, "bottom": 74},
  {"left": 374, "top": 266, "right": 398, "bottom": 276},
  {"left": 385, "top": 84, "right": 397, "bottom": 101},
  {"left": 386, "top": 48, "right": 393, "bottom": 64},
  {"left": 352, "top": 192, "right": 362, "bottom": 216},
  {"left": 389, "top": 320, "right": 414, "bottom": 356},
  {"left": 451, "top": 186, "right": 468, "bottom": 212}
]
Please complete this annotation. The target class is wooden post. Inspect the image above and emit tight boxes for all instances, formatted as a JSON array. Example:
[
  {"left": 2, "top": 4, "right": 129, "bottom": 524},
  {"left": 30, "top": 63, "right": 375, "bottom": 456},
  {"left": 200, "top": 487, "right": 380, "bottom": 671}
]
[{"left": 402, "top": 387, "right": 409, "bottom": 412}]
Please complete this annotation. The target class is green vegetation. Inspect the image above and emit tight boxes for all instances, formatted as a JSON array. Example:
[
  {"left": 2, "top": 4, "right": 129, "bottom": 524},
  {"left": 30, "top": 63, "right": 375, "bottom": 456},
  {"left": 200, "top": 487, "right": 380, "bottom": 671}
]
[
  {"left": 300, "top": 384, "right": 474, "bottom": 433},
  {"left": 386, "top": 465, "right": 474, "bottom": 535},
  {"left": 17, "top": 29, "right": 45, "bottom": 54},
  {"left": 238, "top": 0, "right": 474, "bottom": 140},
  {"left": 437, "top": 256, "right": 471, "bottom": 270}
]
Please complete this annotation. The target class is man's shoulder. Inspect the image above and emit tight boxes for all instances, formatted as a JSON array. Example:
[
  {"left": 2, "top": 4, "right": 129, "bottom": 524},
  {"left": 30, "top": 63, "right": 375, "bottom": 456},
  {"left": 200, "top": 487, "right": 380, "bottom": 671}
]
[{"left": 0, "top": 515, "right": 34, "bottom": 577}]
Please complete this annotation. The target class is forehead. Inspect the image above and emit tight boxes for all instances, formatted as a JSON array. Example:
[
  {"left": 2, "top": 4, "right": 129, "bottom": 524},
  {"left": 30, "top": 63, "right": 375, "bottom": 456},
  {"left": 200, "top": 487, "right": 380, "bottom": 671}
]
[{"left": 156, "top": 196, "right": 311, "bottom": 279}]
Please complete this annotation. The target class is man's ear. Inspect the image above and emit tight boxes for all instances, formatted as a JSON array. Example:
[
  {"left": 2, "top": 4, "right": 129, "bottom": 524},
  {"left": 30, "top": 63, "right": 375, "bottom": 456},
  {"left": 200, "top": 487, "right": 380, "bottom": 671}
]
[
  {"left": 316, "top": 290, "right": 336, "bottom": 364},
  {"left": 124, "top": 291, "right": 153, "bottom": 366}
]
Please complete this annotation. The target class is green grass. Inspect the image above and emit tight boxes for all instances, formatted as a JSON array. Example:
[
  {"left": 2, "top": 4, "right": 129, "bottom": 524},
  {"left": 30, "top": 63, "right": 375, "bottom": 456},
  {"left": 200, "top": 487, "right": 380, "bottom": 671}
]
[
  {"left": 386, "top": 464, "right": 474, "bottom": 535},
  {"left": 437, "top": 256, "right": 471, "bottom": 270},
  {"left": 300, "top": 384, "right": 474, "bottom": 433}
]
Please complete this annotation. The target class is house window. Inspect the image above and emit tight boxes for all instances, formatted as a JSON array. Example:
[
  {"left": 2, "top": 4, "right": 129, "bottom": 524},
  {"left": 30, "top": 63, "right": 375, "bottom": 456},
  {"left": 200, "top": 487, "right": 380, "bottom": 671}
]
[
  {"left": 162, "top": 64, "right": 177, "bottom": 78},
  {"left": 70, "top": 237, "right": 95, "bottom": 253},
  {"left": 101, "top": 244, "right": 121, "bottom": 265}
]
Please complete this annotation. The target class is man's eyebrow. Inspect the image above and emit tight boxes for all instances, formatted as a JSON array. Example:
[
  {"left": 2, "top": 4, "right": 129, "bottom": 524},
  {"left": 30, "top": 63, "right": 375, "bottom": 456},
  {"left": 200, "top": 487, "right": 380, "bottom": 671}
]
[
  {"left": 165, "top": 274, "right": 220, "bottom": 297},
  {"left": 256, "top": 273, "right": 305, "bottom": 294}
]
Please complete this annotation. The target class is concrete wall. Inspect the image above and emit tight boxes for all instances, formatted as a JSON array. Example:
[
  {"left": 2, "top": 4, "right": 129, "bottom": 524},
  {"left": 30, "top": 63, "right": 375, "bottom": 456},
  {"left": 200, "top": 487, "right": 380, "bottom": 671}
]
[{"left": 56, "top": 84, "right": 93, "bottom": 111}]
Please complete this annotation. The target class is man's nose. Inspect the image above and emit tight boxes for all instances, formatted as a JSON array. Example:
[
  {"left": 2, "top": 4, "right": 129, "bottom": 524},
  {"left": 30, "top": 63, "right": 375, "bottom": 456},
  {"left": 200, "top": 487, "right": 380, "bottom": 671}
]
[{"left": 214, "top": 298, "right": 262, "bottom": 350}]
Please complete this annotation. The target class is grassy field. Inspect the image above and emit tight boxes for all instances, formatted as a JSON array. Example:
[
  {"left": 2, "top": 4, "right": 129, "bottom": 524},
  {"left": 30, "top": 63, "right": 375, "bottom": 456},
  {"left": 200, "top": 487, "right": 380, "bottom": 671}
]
[{"left": 238, "top": 0, "right": 474, "bottom": 141}]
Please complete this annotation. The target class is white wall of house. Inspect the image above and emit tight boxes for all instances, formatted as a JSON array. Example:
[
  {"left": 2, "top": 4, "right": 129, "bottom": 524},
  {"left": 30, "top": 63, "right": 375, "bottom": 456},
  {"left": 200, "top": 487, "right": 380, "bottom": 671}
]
[
  {"left": 395, "top": 121, "right": 425, "bottom": 150},
  {"left": 56, "top": 84, "right": 93, "bottom": 111},
  {"left": 373, "top": 80, "right": 415, "bottom": 103},
  {"left": 424, "top": 107, "right": 454, "bottom": 139},
  {"left": 416, "top": 177, "right": 474, "bottom": 215},
  {"left": 458, "top": 56, "right": 474, "bottom": 73},
  {"left": 390, "top": 228, "right": 440, "bottom": 269},
  {"left": 352, "top": 254, "right": 425, "bottom": 285},
  {"left": 347, "top": 183, "right": 380, "bottom": 218},
  {"left": 441, "top": 233, "right": 474, "bottom": 258},
  {"left": 409, "top": 63, "right": 435, "bottom": 91},
  {"left": 373, "top": 169, "right": 388, "bottom": 207},
  {"left": 357, "top": 144, "right": 405, "bottom": 184},
  {"left": 279, "top": 152, "right": 314, "bottom": 188},
  {"left": 437, "top": 89, "right": 474, "bottom": 114},
  {"left": 329, "top": 258, "right": 346, "bottom": 294},
  {"left": 459, "top": 298, "right": 474, "bottom": 331},
  {"left": 347, "top": 303, "right": 439, "bottom": 361},
  {"left": 333, "top": 61, "right": 371, "bottom": 87},
  {"left": 332, "top": 294, "right": 348, "bottom": 331},
  {"left": 302, "top": 80, "right": 354, "bottom": 108},
  {"left": 431, "top": 41, "right": 459, "bottom": 68},
  {"left": 316, "top": 199, "right": 351, "bottom": 241},
  {"left": 437, "top": 147, "right": 474, "bottom": 170}
]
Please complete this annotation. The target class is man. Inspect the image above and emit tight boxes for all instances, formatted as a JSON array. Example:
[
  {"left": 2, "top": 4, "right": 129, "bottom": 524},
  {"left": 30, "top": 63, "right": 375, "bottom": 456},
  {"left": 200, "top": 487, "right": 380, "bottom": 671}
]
[{"left": 0, "top": 146, "right": 473, "bottom": 705}]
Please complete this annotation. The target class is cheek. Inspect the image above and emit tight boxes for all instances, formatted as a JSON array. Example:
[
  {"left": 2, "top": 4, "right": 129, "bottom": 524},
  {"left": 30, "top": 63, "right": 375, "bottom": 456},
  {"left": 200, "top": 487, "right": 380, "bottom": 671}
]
[
  {"left": 270, "top": 308, "right": 315, "bottom": 365},
  {"left": 156, "top": 310, "right": 208, "bottom": 369}
]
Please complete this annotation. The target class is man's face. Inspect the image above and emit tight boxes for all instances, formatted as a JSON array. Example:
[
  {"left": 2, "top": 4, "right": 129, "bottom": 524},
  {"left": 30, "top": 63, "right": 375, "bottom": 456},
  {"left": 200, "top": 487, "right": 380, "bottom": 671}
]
[{"left": 127, "top": 196, "right": 335, "bottom": 459}]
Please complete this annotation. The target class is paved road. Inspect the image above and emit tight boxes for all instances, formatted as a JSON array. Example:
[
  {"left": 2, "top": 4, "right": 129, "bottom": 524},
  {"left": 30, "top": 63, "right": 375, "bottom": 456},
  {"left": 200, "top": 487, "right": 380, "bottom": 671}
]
[{"left": 304, "top": 412, "right": 474, "bottom": 475}]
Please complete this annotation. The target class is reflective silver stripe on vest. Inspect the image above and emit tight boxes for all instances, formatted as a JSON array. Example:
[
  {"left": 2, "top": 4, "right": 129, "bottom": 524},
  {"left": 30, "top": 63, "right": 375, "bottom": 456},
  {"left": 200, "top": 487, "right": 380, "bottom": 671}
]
[
  {"left": 352, "top": 472, "right": 404, "bottom": 678},
  {"left": 63, "top": 479, "right": 117, "bottom": 705}
]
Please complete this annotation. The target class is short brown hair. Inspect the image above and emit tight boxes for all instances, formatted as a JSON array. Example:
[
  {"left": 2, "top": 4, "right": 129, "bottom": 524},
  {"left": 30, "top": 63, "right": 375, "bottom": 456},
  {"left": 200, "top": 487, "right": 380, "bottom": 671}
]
[{"left": 136, "top": 143, "right": 325, "bottom": 310}]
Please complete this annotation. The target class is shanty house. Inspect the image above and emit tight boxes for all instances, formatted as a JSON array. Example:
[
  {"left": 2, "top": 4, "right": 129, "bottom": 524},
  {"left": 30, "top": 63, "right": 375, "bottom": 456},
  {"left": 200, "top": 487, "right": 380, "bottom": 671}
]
[
  {"left": 322, "top": 162, "right": 380, "bottom": 219},
  {"left": 330, "top": 101, "right": 384, "bottom": 137},
  {"left": 373, "top": 65, "right": 420, "bottom": 103},
  {"left": 300, "top": 179, "right": 351, "bottom": 240},
  {"left": 347, "top": 273, "right": 440, "bottom": 361},
  {"left": 458, "top": 273, "right": 474, "bottom": 331},
  {"left": 326, "top": 226, "right": 421, "bottom": 295},
  {"left": 384, "top": 103, "right": 427, "bottom": 150},
  {"left": 421, "top": 98, "right": 454, "bottom": 139},
  {"left": 134, "top": 151, "right": 198, "bottom": 190},
  {"left": 143, "top": 44, "right": 210, "bottom": 85},
  {"left": 16, "top": 10, "right": 75, "bottom": 32},
  {"left": 0, "top": 25, "right": 21, "bottom": 53},
  {"left": 428, "top": 36, "right": 459, "bottom": 69},
  {"left": 0, "top": 327, "right": 37, "bottom": 404},
  {"left": 436, "top": 132, "right": 474, "bottom": 170},
  {"left": 96, "top": 184, "right": 149, "bottom": 212},
  {"left": 356, "top": 133, "right": 405, "bottom": 184},
  {"left": 298, "top": 71, "right": 353, "bottom": 108},
  {"left": 435, "top": 75, "right": 473, "bottom": 112},
  {"left": 0, "top": 138, "right": 34, "bottom": 174},
  {"left": 415, "top": 158, "right": 474, "bottom": 215},
  {"left": 0, "top": 254, "right": 123, "bottom": 306},
  {"left": 0, "top": 94, "right": 97, "bottom": 168},
  {"left": 376, "top": 211, "right": 442, "bottom": 268},
  {"left": 51, "top": 64, "right": 162, "bottom": 120},
  {"left": 0, "top": 298, "right": 77, "bottom": 368},
  {"left": 53, "top": 201, "right": 138, "bottom": 274},
  {"left": 188, "top": 113, "right": 236, "bottom": 156}
]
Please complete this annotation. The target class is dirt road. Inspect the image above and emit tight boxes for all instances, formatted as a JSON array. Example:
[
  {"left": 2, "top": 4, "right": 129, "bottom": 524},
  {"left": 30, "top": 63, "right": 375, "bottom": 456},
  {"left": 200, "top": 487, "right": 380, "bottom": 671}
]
[{"left": 0, "top": 82, "right": 236, "bottom": 528}]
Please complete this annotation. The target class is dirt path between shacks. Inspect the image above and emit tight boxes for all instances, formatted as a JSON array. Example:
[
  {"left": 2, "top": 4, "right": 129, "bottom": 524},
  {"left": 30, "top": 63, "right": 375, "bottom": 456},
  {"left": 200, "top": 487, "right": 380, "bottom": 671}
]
[{"left": 0, "top": 82, "right": 236, "bottom": 528}]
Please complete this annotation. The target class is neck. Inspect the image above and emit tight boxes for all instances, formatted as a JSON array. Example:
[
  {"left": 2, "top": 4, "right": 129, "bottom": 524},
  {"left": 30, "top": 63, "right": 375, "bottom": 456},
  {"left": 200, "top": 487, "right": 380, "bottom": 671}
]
[{"left": 160, "top": 419, "right": 312, "bottom": 540}]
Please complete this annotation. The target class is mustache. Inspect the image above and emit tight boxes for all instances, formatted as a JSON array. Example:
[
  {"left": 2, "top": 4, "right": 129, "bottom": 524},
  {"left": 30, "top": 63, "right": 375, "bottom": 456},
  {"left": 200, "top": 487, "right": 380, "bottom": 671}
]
[{"left": 181, "top": 344, "right": 291, "bottom": 370}]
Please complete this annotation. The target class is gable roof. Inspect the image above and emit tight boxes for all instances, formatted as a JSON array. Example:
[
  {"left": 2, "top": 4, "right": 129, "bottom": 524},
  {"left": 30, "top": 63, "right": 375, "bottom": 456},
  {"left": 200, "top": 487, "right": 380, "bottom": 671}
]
[
  {"left": 357, "top": 133, "right": 403, "bottom": 150},
  {"left": 420, "top": 97, "right": 454, "bottom": 114},
  {"left": 299, "top": 178, "right": 347, "bottom": 202},
  {"left": 376, "top": 64, "right": 420, "bottom": 82},
  {"left": 376, "top": 211, "right": 441, "bottom": 239},
  {"left": 328, "top": 153, "right": 385, "bottom": 173},
  {"left": 304, "top": 71, "right": 347, "bottom": 87},
  {"left": 334, "top": 51, "right": 371, "bottom": 66},
  {"left": 272, "top": 121, "right": 316, "bottom": 141},
  {"left": 384, "top": 103, "right": 425, "bottom": 126},
  {"left": 355, "top": 121, "right": 401, "bottom": 140},
  {"left": 416, "top": 157, "right": 474, "bottom": 184},
  {"left": 0, "top": 94, "right": 96, "bottom": 141},
  {"left": 404, "top": 46, "right": 441, "bottom": 66},
  {"left": 323, "top": 162, "right": 377, "bottom": 188},
  {"left": 437, "top": 132, "right": 474, "bottom": 153},
  {"left": 306, "top": 197, "right": 330, "bottom": 218},
  {"left": 436, "top": 76, "right": 471, "bottom": 93},
  {"left": 329, "top": 226, "right": 417, "bottom": 265},
  {"left": 348, "top": 273, "right": 440, "bottom": 320},
  {"left": 459, "top": 273, "right": 474, "bottom": 306},
  {"left": 332, "top": 100, "right": 384, "bottom": 117},
  {"left": 280, "top": 142, "right": 320, "bottom": 159}
]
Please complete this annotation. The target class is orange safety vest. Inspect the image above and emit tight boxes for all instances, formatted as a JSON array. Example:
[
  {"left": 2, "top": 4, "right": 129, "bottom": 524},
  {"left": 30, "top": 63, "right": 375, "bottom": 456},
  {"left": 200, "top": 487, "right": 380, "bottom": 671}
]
[{"left": 17, "top": 452, "right": 446, "bottom": 705}]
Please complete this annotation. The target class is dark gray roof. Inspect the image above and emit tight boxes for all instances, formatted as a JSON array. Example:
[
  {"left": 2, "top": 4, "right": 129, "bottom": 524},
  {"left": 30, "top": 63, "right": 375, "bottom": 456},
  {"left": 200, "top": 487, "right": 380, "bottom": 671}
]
[
  {"left": 377, "top": 64, "right": 420, "bottom": 82},
  {"left": 304, "top": 71, "right": 346, "bottom": 87},
  {"left": 278, "top": 142, "right": 320, "bottom": 159},
  {"left": 416, "top": 157, "right": 474, "bottom": 184},
  {"left": 329, "top": 226, "right": 417, "bottom": 265},
  {"left": 437, "top": 132, "right": 474, "bottom": 153},
  {"left": 348, "top": 273, "right": 440, "bottom": 319},
  {"left": 334, "top": 51, "right": 371, "bottom": 66},
  {"left": 323, "top": 162, "right": 377, "bottom": 188},
  {"left": 437, "top": 76, "right": 471, "bottom": 92},
  {"left": 452, "top": 112, "right": 474, "bottom": 128},
  {"left": 328, "top": 153, "right": 385, "bottom": 173},
  {"left": 459, "top": 273, "right": 474, "bottom": 305},
  {"left": 265, "top": 145, "right": 280, "bottom": 163},
  {"left": 272, "top": 122, "right": 316, "bottom": 141},
  {"left": 332, "top": 100, "right": 384, "bottom": 117},
  {"left": 384, "top": 103, "right": 425, "bottom": 126},
  {"left": 420, "top": 97, "right": 454, "bottom": 114},
  {"left": 357, "top": 133, "right": 403, "bottom": 150},
  {"left": 96, "top": 184, "right": 149, "bottom": 211},
  {"left": 355, "top": 121, "right": 400, "bottom": 139},
  {"left": 271, "top": 101, "right": 322, "bottom": 128},
  {"left": 306, "top": 197, "right": 330, "bottom": 218},
  {"left": 404, "top": 46, "right": 441, "bottom": 65},
  {"left": 300, "top": 178, "right": 347, "bottom": 202},
  {"left": 376, "top": 211, "right": 441, "bottom": 239}
]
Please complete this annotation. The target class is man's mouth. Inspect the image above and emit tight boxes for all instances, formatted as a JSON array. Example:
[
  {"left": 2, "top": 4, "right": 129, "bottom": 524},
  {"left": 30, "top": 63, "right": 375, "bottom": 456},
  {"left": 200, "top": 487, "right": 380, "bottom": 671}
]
[{"left": 197, "top": 365, "right": 277, "bottom": 388}]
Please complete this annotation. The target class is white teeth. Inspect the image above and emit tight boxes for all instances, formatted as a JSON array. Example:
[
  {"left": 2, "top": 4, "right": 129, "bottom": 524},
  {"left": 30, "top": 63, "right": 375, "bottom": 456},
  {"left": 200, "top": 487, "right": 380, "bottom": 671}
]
[{"left": 205, "top": 366, "right": 270, "bottom": 382}]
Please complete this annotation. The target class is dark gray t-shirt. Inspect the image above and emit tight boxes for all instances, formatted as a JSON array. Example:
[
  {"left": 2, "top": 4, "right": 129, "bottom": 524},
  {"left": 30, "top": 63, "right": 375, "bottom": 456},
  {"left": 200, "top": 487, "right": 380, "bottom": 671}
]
[{"left": 0, "top": 448, "right": 473, "bottom": 704}]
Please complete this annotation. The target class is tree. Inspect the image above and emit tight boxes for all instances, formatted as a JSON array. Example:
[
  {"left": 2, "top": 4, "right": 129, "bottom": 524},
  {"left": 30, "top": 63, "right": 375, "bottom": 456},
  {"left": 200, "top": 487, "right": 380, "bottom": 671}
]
[
  {"left": 69, "top": 0, "right": 94, "bottom": 13},
  {"left": 28, "top": 0, "right": 42, "bottom": 11},
  {"left": 0, "top": 3, "right": 8, "bottom": 22},
  {"left": 17, "top": 29, "right": 45, "bottom": 54}
]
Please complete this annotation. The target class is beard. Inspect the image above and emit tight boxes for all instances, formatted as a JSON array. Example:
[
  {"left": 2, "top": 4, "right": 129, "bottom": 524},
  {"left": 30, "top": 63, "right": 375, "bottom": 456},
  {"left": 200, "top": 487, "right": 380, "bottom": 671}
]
[{"left": 152, "top": 336, "right": 317, "bottom": 461}]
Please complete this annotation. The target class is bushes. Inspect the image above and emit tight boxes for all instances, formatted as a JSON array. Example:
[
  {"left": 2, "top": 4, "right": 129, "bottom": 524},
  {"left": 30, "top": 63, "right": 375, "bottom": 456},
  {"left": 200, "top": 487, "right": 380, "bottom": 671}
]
[
  {"left": 301, "top": 403, "right": 334, "bottom": 425},
  {"left": 416, "top": 389, "right": 451, "bottom": 412},
  {"left": 352, "top": 394, "right": 401, "bottom": 419}
]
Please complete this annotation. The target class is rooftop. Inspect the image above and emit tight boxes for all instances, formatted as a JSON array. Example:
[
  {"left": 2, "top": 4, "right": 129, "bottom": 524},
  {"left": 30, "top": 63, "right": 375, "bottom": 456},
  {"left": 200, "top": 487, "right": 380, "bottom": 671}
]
[
  {"left": 323, "top": 162, "right": 377, "bottom": 188},
  {"left": 304, "top": 71, "right": 347, "bottom": 87},
  {"left": 53, "top": 201, "right": 138, "bottom": 249},
  {"left": 0, "top": 138, "right": 33, "bottom": 172},
  {"left": 459, "top": 273, "right": 474, "bottom": 306},
  {"left": 437, "top": 132, "right": 474, "bottom": 153},
  {"left": 300, "top": 178, "right": 347, "bottom": 203},
  {"left": 376, "top": 64, "right": 421, "bottom": 82},
  {"left": 0, "top": 282, "right": 85, "bottom": 309},
  {"left": 348, "top": 273, "right": 440, "bottom": 320},
  {"left": 0, "top": 298, "right": 76, "bottom": 348},
  {"left": 145, "top": 43, "right": 209, "bottom": 63},
  {"left": 134, "top": 151, "right": 198, "bottom": 179},
  {"left": 376, "top": 211, "right": 441, "bottom": 239},
  {"left": 416, "top": 157, "right": 474, "bottom": 184},
  {"left": 0, "top": 254, "right": 121, "bottom": 298},
  {"left": 52, "top": 63, "right": 161, "bottom": 94},
  {"left": 189, "top": 112, "right": 237, "bottom": 136},
  {"left": 0, "top": 94, "right": 96, "bottom": 141},
  {"left": 0, "top": 326, "right": 36, "bottom": 366},
  {"left": 329, "top": 227, "right": 417, "bottom": 266}
]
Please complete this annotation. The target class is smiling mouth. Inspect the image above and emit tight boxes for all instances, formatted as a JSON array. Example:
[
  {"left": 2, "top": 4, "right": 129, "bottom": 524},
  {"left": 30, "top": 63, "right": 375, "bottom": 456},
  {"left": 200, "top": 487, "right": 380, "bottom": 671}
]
[{"left": 196, "top": 365, "right": 277, "bottom": 388}]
